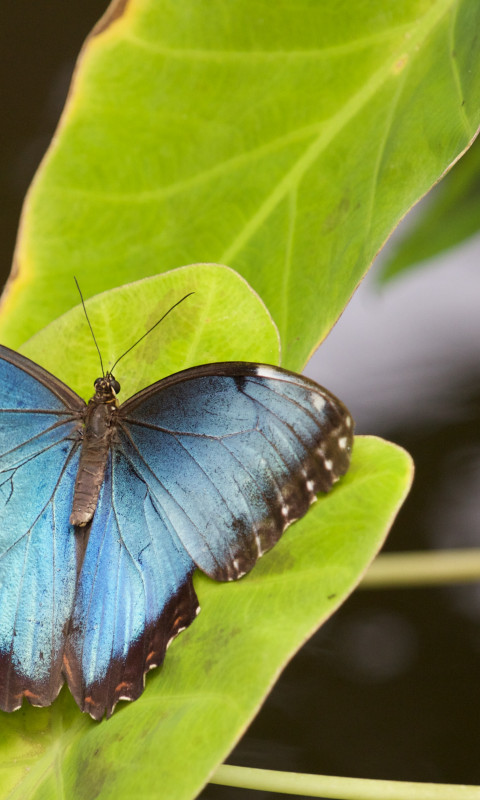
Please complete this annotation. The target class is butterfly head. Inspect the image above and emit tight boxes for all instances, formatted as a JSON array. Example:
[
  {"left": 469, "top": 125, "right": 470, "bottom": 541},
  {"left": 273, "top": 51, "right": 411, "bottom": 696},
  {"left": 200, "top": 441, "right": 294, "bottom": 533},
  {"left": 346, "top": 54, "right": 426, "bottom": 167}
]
[{"left": 93, "top": 374, "right": 121, "bottom": 403}]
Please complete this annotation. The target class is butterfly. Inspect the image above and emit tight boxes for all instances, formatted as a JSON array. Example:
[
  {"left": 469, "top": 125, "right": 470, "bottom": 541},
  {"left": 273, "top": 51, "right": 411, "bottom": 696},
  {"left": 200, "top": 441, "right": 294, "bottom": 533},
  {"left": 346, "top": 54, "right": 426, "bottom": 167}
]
[{"left": 0, "top": 316, "right": 353, "bottom": 720}]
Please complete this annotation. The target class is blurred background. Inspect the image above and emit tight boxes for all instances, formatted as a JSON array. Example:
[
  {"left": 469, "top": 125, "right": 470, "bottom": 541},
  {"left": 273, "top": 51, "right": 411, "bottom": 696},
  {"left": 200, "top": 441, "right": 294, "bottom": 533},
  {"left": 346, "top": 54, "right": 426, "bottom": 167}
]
[{"left": 1, "top": 3, "right": 479, "bottom": 797}]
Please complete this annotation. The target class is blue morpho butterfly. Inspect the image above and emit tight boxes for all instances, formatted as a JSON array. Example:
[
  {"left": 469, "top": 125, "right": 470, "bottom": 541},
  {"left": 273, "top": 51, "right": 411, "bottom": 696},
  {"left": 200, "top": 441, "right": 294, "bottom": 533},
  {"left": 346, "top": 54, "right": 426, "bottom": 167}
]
[{"left": 0, "top": 290, "right": 354, "bottom": 720}]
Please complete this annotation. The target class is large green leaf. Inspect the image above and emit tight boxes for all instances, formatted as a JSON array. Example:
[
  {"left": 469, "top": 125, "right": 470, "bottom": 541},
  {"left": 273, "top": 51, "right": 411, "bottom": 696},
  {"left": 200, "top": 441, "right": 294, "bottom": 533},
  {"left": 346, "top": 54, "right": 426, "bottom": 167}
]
[
  {"left": 0, "top": 273, "right": 413, "bottom": 798},
  {"left": 0, "top": 2, "right": 423, "bottom": 794},
  {"left": 380, "top": 135, "right": 480, "bottom": 281},
  {"left": 1, "top": 0, "right": 479, "bottom": 370},
  {"left": 0, "top": 436, "right": 412, "bottom": 800}
]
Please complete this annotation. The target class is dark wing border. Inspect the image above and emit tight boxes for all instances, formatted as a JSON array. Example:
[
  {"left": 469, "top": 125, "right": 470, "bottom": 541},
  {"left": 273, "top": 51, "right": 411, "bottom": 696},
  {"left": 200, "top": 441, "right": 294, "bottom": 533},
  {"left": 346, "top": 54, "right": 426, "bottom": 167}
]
[
  {"left": 119, "top": 362, "right": 348, "bottom": 415},
  {"left": 0, "top": 345, "right": 85, "bottom": 411}
]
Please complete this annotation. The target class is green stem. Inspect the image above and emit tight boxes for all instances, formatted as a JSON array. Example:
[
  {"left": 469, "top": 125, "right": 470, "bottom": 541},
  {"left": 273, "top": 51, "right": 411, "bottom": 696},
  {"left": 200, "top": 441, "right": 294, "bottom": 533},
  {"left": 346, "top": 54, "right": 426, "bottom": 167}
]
[
  {"left": 211, "top": 765, "right": 480, "bottom": 799},
  {"left": 361, "top": 549, "right": 480, "bottom": 589}
]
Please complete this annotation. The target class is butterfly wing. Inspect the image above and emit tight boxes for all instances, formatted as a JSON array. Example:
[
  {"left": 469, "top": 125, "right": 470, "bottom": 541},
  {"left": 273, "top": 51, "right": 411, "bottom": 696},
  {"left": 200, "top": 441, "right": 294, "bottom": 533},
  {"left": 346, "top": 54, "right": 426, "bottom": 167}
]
[
  {"left": 63, "top": 362, "right": 352, "bottom": 718},
  {"left": 0, "top": 345, "right": 85, "bottom": 711},
  {"left": 118, "top": 363, "right": 353, "bottom": 581},
  {"left": 64, "top": 450, "right": 198, "bottom": 720}
]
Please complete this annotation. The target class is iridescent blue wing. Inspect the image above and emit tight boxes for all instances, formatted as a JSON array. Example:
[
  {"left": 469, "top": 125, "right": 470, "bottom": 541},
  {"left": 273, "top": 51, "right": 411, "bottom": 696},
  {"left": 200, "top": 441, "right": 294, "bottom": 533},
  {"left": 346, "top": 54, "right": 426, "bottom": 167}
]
[
  {"left": 64, "top": 451, "right": 198, "bottom": 720},
  {"left": 0, "top": 345, "right": 85, "bottom": 712},
  {"left": 65, "top": 362, "right": 352, "bottom": 718},
  {"left": 119, "top": 363, "right": 353, "bottom": 580}
]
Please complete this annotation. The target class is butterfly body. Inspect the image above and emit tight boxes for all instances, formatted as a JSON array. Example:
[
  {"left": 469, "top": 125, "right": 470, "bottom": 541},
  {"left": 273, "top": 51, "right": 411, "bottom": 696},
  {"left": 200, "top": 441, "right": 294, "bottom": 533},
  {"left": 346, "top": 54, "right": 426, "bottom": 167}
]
[
  {"left": 71, "top": 375, "right": 118, "bottom": 526},
  {"left": 0, "top": 345, "right": 353, "bottom": 719}
]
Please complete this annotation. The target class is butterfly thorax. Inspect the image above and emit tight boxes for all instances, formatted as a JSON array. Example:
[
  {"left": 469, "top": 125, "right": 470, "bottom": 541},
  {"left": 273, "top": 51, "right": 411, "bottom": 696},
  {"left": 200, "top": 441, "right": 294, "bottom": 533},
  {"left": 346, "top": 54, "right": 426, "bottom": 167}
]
[{"left": 69, "top": 374, "right": 120, "bottom": 528}]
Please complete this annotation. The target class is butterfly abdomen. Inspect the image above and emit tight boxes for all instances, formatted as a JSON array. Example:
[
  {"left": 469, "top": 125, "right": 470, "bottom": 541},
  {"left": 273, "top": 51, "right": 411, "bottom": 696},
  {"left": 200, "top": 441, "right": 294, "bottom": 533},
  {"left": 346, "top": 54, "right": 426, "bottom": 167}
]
[{"left": 70, "top": 397, "right": 116, "bottom": 527}]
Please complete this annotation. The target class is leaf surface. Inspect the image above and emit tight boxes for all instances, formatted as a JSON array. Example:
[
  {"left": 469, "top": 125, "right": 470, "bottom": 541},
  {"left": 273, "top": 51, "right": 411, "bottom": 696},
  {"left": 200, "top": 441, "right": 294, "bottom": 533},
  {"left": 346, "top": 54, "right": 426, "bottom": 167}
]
[
  {"left": 1, "top": 0, "right": 479, "bottom": 369},
  {"left": 380, "top": 135, "right": 480, "bottom": 281},
  {"left": 20, "top": 263, "right": 280, "bottom": 400}
]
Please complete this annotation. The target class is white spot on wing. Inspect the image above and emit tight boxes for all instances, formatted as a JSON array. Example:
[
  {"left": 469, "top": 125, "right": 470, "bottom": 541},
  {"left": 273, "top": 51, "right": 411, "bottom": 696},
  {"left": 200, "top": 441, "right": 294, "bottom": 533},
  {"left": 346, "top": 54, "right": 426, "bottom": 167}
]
[
  {"left": 306, "top": 480, "right": 315, "bottom": 492},
  {"left": 312, "top": 394, "right": 326, "bottom": 413},
  {"left": 255, "top": 365, "right": 280, "bottom": 380},
  {"left": 338, "top": 437, "right": 347, "bottom": 449},
  {"left": 325, "top": 459, "right": 333, "bottom": 471},
  {"left": 345, "top": 416, "right": 353, "bottom": 428}
]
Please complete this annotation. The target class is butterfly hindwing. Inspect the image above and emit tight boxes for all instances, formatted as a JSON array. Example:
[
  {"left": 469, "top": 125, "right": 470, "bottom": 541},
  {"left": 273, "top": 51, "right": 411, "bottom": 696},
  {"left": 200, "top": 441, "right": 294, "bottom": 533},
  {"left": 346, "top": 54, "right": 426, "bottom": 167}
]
[
  {"left": 64, "top": 450, "right": 199, "bottom": 720},
  {"left": 0, "top": 346, "right": 85, "bottom": 711}
]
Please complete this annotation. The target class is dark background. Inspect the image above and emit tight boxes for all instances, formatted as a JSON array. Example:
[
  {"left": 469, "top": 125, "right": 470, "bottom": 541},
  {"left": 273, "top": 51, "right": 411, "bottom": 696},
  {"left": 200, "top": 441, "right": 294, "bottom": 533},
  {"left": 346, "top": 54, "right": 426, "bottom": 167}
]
[{"left": 1, "top": 4, "right": 479, "bottom": 798}]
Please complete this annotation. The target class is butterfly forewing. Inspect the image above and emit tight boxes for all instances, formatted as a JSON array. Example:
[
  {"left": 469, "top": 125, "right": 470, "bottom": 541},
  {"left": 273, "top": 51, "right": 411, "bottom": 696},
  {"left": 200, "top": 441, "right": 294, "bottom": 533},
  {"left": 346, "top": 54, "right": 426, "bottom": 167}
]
[
  {"left": 118, "top": 363, "right": 353, "bottom": 581},
  {"left": 0, "top": 346, "right": 85, "bottom": 712}
]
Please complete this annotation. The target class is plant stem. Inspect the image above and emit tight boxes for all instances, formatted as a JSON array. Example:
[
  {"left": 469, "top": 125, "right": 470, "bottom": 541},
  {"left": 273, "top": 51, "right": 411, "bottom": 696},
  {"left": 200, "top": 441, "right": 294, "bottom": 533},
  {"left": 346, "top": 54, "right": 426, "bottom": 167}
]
[
  {"left": 361, "top": 549, "right": 480, "bottom": 588},
  {"left": 211, "top": 765, "right": 480, "bottom": 799}
]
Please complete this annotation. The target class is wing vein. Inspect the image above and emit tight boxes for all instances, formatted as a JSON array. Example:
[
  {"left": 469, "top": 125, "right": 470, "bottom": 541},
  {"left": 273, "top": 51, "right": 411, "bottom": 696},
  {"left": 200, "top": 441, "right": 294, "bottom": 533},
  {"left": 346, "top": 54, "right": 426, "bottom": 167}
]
[
  {"left": 245, "top": 377, "right": 334, "bottom": 427},
  {"left": 4, "top": 441, "right": 79, "bottom": 701},
  {"left": 119, "top": 416, "right": 256, "bottom": 439},
  {"left": 0, "top": 418, "right": 81, "bottom": 465},
  {"left": 116, "top": 424, "right": 225, "bottom": 571},
  {"left": 0, "top": 441, "right": 80, "bottom": 560}
]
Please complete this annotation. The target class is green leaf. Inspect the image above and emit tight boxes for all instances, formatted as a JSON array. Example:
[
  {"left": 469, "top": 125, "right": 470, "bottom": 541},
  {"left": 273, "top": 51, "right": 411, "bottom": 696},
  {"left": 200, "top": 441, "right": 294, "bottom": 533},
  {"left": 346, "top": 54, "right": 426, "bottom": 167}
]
[
  {"left": 0, "top": 436, "right": 413, "bottom": 800},
  {"left": 380, "top": 135, "right": 480, "bottom": 281},
  {"left": 0, "top": 3, "right": 421, "bottom": 795},
  {"left": 19, "top": 263, "right": 280, "bottom": 401},
  {"left": 1, "top": 0, "right": 479, "bottom": 370}
]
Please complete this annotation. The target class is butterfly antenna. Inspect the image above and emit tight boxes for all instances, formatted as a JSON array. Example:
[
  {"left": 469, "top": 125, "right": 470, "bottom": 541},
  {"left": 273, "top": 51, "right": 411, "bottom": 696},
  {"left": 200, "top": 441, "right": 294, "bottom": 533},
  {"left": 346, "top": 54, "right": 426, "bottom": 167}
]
[
  {"left": 110, "top": 291, "right": 195, "bottom": 373},
  {"left": 74, "top": 277, "right": 105, "bottom": 377}
]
